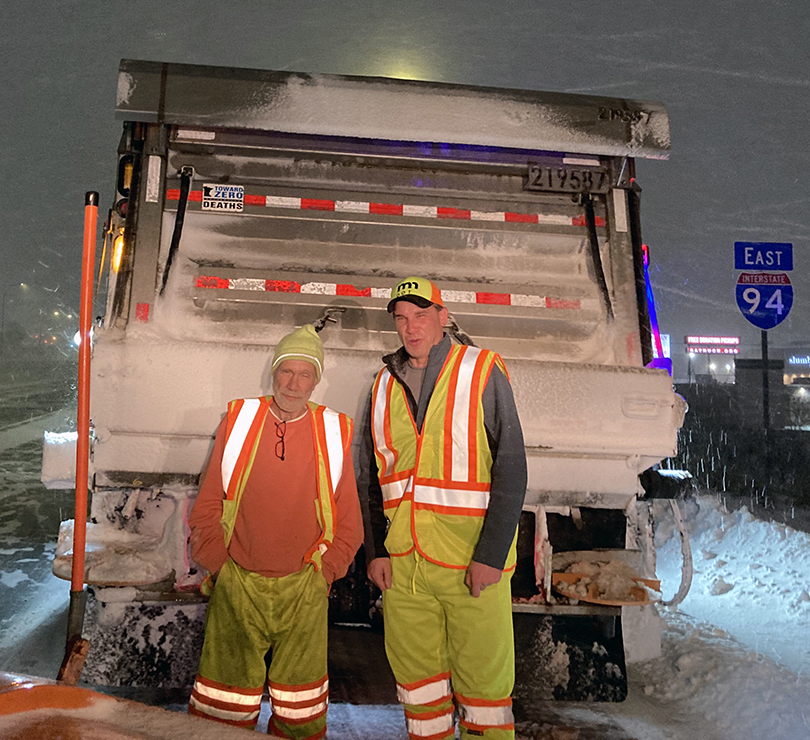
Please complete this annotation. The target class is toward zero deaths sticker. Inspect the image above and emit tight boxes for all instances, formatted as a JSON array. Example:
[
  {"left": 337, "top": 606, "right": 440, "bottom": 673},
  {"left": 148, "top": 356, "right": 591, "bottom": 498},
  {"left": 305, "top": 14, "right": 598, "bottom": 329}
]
[{"left": 202, "top": 183, "right": 244, "bottom": 212}]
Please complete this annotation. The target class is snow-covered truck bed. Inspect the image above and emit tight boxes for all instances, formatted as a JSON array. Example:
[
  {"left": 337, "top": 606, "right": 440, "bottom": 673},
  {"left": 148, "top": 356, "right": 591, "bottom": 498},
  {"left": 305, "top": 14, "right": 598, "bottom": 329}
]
[{"left": 42, "top": 59, "right": 684, "bottom": 698}]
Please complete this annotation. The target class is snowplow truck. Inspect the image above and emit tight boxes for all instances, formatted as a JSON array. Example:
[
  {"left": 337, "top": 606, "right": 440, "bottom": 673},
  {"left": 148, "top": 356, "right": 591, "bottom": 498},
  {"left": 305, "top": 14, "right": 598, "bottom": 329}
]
[{"left": 42, "top": 59, "right": 685, "bottom": 701}]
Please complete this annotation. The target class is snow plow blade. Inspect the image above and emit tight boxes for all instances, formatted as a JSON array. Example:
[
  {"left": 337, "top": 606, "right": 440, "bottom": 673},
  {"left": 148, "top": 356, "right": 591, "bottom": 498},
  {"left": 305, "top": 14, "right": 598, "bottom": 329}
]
[{"left": 0, "top": 671, "right": 249, "bottom": 739}]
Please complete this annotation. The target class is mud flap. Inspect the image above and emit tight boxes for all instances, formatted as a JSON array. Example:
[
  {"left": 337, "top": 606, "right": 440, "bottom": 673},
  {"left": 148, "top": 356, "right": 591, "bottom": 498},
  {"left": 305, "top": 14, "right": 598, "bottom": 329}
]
[
  {"left": 513, "top": 612, "right": 627, "bottom": 708},
  {"left": 81, "top": 588, "right": 206, "bottom": 688}
]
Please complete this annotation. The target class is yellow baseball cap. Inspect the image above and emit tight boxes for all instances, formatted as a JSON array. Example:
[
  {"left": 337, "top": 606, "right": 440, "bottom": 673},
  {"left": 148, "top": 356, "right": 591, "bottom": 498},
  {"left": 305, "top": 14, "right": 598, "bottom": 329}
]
[{"left": 387, "top": 276, "right": 444, "bottom": 312}]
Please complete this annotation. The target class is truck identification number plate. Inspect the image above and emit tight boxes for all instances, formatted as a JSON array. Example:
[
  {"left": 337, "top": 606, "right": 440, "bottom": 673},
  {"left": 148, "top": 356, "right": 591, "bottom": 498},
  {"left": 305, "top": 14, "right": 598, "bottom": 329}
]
[{"left": 524, "top": 164, "right": 611, "bottom": 194}]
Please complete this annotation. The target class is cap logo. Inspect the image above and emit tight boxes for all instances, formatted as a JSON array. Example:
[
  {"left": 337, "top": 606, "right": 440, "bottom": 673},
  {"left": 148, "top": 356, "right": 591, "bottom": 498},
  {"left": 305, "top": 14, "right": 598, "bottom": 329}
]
[{"left": 395, "top": 280, "right": 420, "bottom": 295}]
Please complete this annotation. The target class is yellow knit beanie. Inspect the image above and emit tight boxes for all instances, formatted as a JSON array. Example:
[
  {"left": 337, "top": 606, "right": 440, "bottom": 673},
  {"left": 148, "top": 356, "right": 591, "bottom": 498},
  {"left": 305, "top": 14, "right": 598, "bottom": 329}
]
[{"left": 271, "top": 325, "right": 324, "bottom": 380}]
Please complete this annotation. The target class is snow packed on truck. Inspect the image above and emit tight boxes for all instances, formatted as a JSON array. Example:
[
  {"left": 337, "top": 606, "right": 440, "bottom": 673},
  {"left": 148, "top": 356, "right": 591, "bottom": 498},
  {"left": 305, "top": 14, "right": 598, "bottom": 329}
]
[{"left": 41, "top": 59, "right": 687, "bottom": 701}]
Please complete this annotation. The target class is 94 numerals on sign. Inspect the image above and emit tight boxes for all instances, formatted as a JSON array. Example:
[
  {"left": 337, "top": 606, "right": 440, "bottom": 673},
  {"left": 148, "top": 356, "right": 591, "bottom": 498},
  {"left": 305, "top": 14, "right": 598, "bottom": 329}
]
[{"left": 735, "top": 272, "right": 793, "bottom": 330}]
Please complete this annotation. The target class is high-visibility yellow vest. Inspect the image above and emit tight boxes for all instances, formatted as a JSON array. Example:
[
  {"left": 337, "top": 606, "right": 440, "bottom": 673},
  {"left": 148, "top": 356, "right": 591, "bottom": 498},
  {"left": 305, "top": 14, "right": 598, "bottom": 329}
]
[
  {"left": 371, "top": 345, "right": 516, "bottom": 570},
  {"left": 203, "top": 397, "right": 351, "bottom": 591}
]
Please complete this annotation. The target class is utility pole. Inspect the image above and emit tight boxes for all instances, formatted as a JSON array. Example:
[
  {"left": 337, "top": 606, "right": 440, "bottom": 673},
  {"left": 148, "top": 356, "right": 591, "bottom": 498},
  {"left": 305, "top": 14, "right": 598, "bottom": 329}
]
[{"left": 761, "top": 329, "right": 770, "bottom": 433}]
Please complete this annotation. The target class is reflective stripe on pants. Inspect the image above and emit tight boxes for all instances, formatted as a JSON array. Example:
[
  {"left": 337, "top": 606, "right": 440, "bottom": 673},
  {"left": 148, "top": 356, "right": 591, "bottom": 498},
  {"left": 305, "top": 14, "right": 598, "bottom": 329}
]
[{"left": 188, "top": 674, "right": 262, "bottom": 727}]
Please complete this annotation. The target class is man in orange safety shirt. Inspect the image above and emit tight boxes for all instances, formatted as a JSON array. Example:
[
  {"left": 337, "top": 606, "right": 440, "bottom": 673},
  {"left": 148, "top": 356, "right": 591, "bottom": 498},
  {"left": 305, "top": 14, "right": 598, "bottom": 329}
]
[{"left": 188, "top": 324, "right": 363, "bottom": 739}]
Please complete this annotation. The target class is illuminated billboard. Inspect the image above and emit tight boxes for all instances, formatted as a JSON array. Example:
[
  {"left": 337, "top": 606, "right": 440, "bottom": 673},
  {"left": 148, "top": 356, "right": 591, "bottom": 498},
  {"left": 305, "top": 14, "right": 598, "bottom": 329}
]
[
  {"left": 687, "top": 346, "right": 740, "bottom": 355},
  {"left": 786, "top": 354, "right": 810, "bottom": 367},
  {"left": 685, "top": 336, "right": 740, "bottom": 346},
  {"left": 685, "top": 335, "right": 740, "bottom": 355}
]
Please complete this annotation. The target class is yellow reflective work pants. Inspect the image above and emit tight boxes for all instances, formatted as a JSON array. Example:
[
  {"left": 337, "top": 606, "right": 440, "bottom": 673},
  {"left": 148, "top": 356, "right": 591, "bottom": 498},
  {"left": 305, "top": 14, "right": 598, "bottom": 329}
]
[
  {"left": 384, "top": 552, "right": 515, "bottom": 740},
  {"left": 189, "top": 560, "right": 328, "bottom": 739}
]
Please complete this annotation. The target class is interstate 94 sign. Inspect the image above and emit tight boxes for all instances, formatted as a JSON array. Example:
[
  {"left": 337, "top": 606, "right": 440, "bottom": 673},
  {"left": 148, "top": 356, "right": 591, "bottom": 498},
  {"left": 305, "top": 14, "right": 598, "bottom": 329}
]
[{"left": 735, "top": 272, "right": 793, "bottom": 330}]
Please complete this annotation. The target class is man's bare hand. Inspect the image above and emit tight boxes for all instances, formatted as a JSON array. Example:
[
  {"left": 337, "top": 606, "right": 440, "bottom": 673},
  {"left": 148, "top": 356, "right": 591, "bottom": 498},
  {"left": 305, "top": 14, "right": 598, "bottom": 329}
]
[
  {"left": 465, "top": 560, "right": 502, "bottom": 598},
  {"left": 368, "top": 557, "right": 393, "bottom": 591}
]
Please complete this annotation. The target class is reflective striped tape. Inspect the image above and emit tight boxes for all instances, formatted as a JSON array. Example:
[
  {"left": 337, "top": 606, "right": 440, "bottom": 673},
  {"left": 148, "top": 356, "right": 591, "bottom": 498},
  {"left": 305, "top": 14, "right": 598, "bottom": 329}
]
[
  {"left": 221, "top": 399, "right": 262, "bottom": 496},
  {"left": 413, "top": 484, "right": 490, "bottom": 511},
  {"left": 381, "top": 478, "right": 409, "bottom": 506},
  {"left": 272, "top": 698, "right": 328, "bottom": 721},
  {"left": 372, "top": 371, "right": 397, "bottom": 479},
  {"left": 458, "top": 703, "right": 514, "bottom": 727},
  {"left": 456, "top": 694, "right": 514, "bottom": 729},
  {"left": 188, "top": 696, "right": 260, "bottom": 726},
  {"left": 196, "top": 276, "right": 581, "bottom": 310},
  {"left": 189, "top": 678, "right": 262, "bottom": 726},
  {"left": 449, "top": 348, "right": 479, "bottom": 483},
  {"left": 167, "top": 189, "right": 606, "bottom": 228},
  {"left": 396, "top": 675, "right": 452, "bottom": 706},
  {"left": 405, "top": 710, "right": 455, "bottom": 738},
  {"left": 269, "top": 678, "right": 329, "bottom": 722},
  {"left": 322, "top": 408, "right": 345, "bottom": 492},
  {"left": 269, "top": 678, "right": 328, "bottom": 704}
]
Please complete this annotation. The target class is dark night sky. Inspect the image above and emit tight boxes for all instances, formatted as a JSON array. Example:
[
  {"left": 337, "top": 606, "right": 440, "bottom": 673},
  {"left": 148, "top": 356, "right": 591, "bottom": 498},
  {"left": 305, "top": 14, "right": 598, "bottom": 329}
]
[{"left": 3, "top": 0, "right": 810, "bottom": 378}]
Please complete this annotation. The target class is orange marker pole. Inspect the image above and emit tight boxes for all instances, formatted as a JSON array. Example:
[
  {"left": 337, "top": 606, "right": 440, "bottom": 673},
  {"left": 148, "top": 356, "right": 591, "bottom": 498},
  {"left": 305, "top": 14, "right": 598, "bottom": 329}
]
[{"left": 67, "top": 192, "right": 98, "bottom": 642}]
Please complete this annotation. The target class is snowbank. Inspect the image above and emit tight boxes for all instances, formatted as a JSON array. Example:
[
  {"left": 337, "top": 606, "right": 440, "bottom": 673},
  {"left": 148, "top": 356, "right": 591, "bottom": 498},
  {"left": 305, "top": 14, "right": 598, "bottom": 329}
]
[
  {"left": 624, "top": 609, "right": 810, "bottom": 740},
  {"left": 655, "top": 495, "right": 810, "bottom": 676}
]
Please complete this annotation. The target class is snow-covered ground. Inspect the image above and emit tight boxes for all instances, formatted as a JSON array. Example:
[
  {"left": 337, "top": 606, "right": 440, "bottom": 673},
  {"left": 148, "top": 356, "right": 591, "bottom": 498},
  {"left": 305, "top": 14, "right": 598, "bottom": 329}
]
[
  {"left": 656, "top": 495, "right": 810, "bottom": 677},
  {"left": 1, "top": 417, "right": 810, "bottom": 737}
]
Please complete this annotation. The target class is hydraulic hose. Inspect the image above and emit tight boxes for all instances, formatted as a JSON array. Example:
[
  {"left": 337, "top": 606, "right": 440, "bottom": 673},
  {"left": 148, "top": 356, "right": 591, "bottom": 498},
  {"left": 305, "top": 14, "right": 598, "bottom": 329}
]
[
  {"left": 627, "top": 185, "right": 654, "bottom": 366},
  {"left": 159, "top": 166, "right": 194, "bottom": 296},
  {"left": 661, "top": 500, "right": 693, "bottom": 607},
  {"left": 582, "top": 193, "right": 614, "bottom": 321}
]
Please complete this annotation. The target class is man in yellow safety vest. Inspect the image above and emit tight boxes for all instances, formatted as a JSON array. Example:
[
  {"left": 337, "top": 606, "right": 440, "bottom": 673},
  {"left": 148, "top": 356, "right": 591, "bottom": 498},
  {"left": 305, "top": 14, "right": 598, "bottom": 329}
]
[
  {"left": 188, "top": 324, "right": 363, "bottom": 739},
  {"left": 359, "top": 277, "right": 527, "bottom": 740}
]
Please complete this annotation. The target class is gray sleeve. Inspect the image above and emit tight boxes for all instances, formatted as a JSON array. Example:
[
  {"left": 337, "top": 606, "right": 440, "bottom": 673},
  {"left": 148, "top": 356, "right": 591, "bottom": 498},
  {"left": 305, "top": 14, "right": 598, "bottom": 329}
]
[
  {"left": 355, "top": 385, "right": 390, "bottom": 560},
  {"left": 472, "top": 365, "right": 528, "bottom": 570}
]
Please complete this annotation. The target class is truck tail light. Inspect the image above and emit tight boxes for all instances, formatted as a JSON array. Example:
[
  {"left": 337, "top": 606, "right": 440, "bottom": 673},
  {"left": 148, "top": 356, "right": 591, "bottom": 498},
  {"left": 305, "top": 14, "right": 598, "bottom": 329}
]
[
  {"left": 111, "top": 229, "right": 125, "bottom": 273},
  {"left": 117, "top": 155, "right": 134, "bottom": 197}
]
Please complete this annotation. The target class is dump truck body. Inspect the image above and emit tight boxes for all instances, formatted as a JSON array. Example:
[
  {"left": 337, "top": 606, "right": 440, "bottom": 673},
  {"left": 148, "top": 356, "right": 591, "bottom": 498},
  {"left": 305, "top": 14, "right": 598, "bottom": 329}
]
[{"left": 42, "top": 60, "right": 684, "bottom": 697}]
